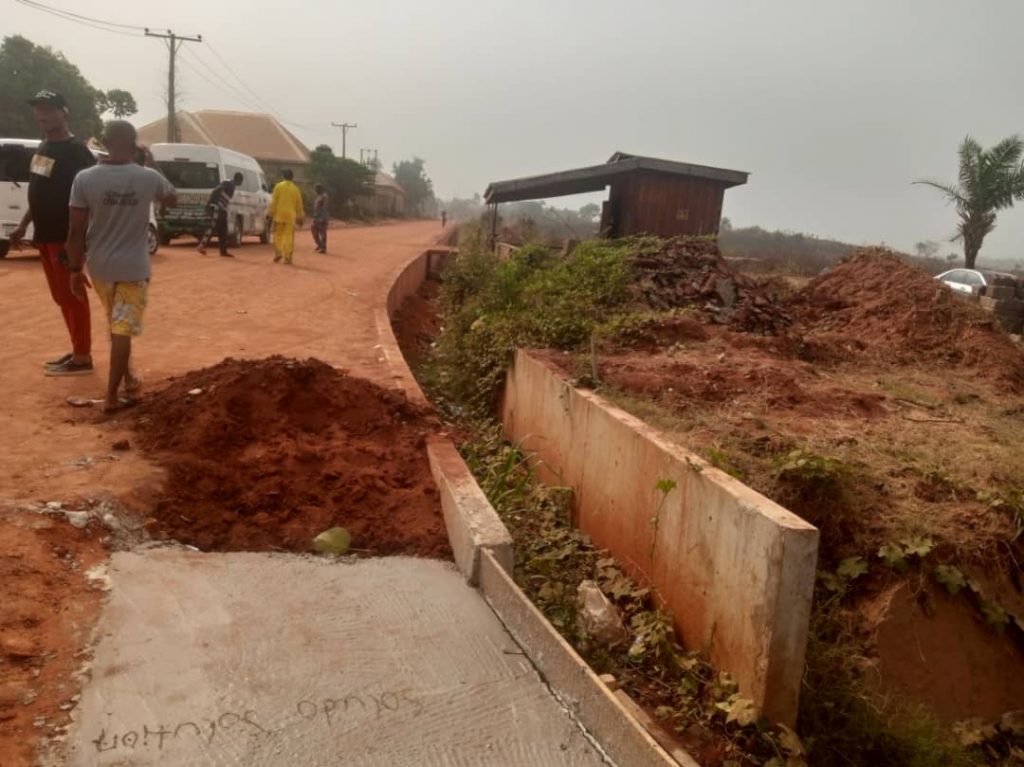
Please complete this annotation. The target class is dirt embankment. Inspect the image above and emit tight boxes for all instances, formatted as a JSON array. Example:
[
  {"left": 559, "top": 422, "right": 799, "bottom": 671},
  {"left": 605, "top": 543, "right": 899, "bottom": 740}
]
[
  {"left": 0, "top": 510, "right": 107, "bottom": 767},
  {"left": 132, "top": 357, "right": 451, "bottom": 558},
  {"left": 392, "top": 280, "right": 442, "bottom": 371}
]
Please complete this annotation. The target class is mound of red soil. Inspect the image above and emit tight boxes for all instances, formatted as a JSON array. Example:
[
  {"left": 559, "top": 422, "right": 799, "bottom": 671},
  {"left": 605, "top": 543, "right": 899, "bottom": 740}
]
[
  {"left": 132, "top": 357, "right": 450, "bottom": 558},
  {"left": 629, "top": 238, "right": 792, "bottom": 335},
  {"left": 790, "top": 248, "right": 1024, "bottom": 389}
]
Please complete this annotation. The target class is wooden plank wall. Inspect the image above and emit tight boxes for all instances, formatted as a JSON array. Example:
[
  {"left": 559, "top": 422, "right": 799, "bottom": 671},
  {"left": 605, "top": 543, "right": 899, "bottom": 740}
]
[{"left": 610, "top": 171, "right": 726, "bottom": 238}]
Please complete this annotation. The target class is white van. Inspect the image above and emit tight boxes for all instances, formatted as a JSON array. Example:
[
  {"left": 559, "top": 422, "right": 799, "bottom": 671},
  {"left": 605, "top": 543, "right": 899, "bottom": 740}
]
[
  {"left": 150, "top": 143, "right": 271, "bottom": 246},
  {"left": 0, "top": 138, "right": 160, "bottom": 258}
]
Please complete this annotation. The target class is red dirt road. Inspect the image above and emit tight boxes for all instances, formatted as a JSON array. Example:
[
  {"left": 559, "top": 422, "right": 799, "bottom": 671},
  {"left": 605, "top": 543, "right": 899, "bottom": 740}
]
[
  {"left": 0, "top": 221, "right": 442, "bottom": 505},
  {"left": 0, "top": 221, "right": 443, "bottom": 765}
]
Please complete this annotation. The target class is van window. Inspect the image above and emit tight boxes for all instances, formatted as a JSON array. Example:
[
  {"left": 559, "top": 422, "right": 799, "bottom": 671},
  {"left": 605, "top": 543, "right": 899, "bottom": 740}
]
[
  {"left": 0, "top": 145, "right": 32, "bottom": 183},
  {"left": 156, "top": 160, "right": 220, "bottom": 190},
  {"left": 259, "top": 173, "right": 270, "bottom": 192},
  {"left": 226, "top": 164, "right": 259, "bottom": 193}
]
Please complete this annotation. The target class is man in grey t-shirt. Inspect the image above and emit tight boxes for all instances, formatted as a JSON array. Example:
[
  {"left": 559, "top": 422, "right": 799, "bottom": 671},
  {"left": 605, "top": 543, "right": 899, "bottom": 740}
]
[{"left": 66, "top": 120, "right": 176, "bottom": 413}]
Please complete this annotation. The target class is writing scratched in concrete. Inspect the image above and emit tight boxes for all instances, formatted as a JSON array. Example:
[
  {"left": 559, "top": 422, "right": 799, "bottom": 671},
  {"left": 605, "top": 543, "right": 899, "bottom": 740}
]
[{"left": 91, "top": 691, "right": 423, "bottom": 755}]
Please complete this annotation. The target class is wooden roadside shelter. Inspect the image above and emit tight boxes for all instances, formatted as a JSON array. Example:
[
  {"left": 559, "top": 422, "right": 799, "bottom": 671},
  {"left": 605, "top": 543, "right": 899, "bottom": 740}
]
[{"left": 483, "top": 151, "right": 748, "bottom": 242}]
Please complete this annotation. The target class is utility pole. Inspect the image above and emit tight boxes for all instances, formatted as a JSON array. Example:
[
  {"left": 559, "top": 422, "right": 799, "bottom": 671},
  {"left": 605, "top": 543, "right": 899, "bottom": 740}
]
[
  {"left": 331, "top": 122, "right": 357, "bottom": 159},
  {"left": 145, "top": 28, "right": 202, "bottom": 143}
]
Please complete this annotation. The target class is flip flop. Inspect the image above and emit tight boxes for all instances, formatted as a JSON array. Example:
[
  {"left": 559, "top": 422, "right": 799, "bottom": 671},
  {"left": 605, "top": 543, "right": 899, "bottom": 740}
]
[
  {"left": 66, "top": 396, "right": 139, "bottom": 410},
  {"left": 66, "top": 396, "right": 104, "bottom": 408},
  {"left": 102, "top": 397, "right": 140, "bottom": 414}
]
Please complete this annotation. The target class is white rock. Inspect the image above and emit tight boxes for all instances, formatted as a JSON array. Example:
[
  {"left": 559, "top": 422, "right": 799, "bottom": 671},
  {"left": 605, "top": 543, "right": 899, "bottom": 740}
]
[
  {"left": 577, "top": 580, "right": 626, "bottom": 646},
  {"left": 64, "top": 511, "right": 90, "bottom": 528},
  {"left": 187, "top": 388, "right": 203, "bottom": 396},
  {"left": 45, "top": 501, "right": 63, "bottom": 510}
]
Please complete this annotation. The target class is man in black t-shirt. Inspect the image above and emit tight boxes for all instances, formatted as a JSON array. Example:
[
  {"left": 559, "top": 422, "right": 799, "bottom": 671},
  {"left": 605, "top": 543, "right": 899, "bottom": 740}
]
[{"left": 10, "top": 90, "right": 97, "bottom": 376}]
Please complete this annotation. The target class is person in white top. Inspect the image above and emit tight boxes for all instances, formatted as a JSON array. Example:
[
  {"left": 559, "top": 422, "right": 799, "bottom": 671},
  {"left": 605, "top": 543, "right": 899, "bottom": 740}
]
[{"left": 65, "top": 121, "right": 177, "bottom": 413}]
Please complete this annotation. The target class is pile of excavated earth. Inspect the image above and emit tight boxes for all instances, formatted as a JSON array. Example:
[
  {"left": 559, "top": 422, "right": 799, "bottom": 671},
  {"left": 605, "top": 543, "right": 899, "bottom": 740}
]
[
  {"left": 133, "top": 356, "right": 451, "bottom": 557},
  {"left": 625, "top": 240, "right": 1024, "bottom": 388},
  {"left": 1, "top": 356, "right": 453, "bottom": 763}
]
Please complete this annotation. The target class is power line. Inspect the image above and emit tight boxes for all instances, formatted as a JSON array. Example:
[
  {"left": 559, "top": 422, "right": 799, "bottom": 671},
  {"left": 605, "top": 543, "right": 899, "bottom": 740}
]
[
  {"left": 13, "top": 0, "right": 318, "bottom": 135},
  {"left": 202, "top": 40, "right": 278, "bottom": 115},
  {"left": 12, "top": 0, "right": 144, "bottom": 36},
  {"left": 178, "top": 49, "right": 272, "bottom": 115},
  {"left": 197, "top": 41, "right": 316, "bottom": 131}
]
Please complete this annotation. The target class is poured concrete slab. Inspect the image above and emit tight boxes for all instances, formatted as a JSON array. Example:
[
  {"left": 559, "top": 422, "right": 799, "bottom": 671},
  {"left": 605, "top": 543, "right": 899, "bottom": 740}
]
[{"left": 62, "top": 551, "right": 609, "bottom": 767}]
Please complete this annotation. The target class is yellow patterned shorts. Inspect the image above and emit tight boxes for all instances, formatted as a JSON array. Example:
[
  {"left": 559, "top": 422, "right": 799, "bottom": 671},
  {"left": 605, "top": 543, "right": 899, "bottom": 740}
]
[{"left": 92, "top": 279, "right": 149, "bottom": 337}]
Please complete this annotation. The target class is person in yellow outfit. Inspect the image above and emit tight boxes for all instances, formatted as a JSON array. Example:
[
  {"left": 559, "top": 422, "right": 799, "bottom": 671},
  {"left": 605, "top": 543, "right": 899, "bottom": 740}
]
[{"left": 268, "top": 169, "right": 304, "bottom": 264}]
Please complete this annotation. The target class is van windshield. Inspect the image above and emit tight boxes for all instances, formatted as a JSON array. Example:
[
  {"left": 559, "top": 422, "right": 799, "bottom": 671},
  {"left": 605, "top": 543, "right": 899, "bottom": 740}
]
[
  {"left": 0, "top": 145, "right": 33, "bottom": 183},
  {"left": 156, "top": 160, "right": 220, "bottom": 190}
]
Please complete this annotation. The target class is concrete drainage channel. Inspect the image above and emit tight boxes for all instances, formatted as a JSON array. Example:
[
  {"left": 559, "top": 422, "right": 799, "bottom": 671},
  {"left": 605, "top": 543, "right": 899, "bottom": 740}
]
[{"left": 385, "top": 249, "right": 703, "bottom": 766}]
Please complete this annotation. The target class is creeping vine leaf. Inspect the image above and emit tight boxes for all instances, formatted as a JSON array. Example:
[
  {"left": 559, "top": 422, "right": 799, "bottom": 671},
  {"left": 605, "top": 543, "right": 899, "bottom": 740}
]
[
  {"left": 836, "top": 556, "right": 869, "bottom": 581},
  {"left": 981, "top": 600, "right": 1010, "bottom": 630},
  {"left": 877, "top": 542, "right": 908, "bottom": 570},
  {"left": 720, "top": 695, "right": 758, "bottom": 727},
  {"left": 934, "top": 564, "right": 967, "bottom": 595},
  {"left": 901, "top": 536, "right": 935, "bottom": 558}
]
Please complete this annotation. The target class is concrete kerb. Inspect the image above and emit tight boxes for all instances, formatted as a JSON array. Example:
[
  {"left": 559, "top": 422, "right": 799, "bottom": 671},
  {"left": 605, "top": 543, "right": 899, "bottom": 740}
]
[
  {"left": 385, "top": 247, "right": 693, "bottom": 765},
  {"left": 479, "top": 550, "right": 696, "bottom": 767},
  {"left": 382, "top": 246, "right": 512, "bottom": 584}
]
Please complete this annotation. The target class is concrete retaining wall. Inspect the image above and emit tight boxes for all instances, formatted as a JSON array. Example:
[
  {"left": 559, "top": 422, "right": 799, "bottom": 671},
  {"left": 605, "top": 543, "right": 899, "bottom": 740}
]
[{"left": 501, "top": 349, "right": 819, "bottom": 726}]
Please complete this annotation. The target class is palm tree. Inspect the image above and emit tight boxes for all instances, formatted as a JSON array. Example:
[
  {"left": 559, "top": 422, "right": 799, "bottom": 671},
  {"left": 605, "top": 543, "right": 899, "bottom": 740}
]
[{"left": 916, "top": 135, "right": 1024, "bottom": 269}]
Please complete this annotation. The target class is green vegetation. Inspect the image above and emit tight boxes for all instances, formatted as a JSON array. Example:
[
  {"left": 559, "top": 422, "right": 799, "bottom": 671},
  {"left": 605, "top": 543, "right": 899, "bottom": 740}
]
[
  {"left": 307, "top": 144, "right": 374, "bottom": 215},
  {"left": 392, "top": 157, "right": 435, "bottom": 216},
  {"left": 0, "top": 35, "right": 136, "bottom": 139},
  {"left": 426, "top": 228, "right": 637, "bottom": 414},
  {"left": 916, "top": 135, "right": 1024, "bottom": 269},
  {"left": 418, "top": 229, "right": 1018, "bottom": 766}
]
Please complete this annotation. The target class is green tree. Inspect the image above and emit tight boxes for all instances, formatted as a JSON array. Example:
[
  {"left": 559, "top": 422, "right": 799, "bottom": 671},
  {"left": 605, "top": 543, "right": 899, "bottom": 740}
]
[
  {"left": 392, "top": 157, "right": 434, "bottom": 216},
  {"left": 0, "top": 35, "right": 105, "bottom": 138},
  {"left": 97, "top": 88, "right": 138, "bottom": 118},
  {"left": 916, "top": 135, "right": 1024, "bottom": 269},
  {"left": 308, "top": 144, "right": 373, "bottom": 215},
  {"left": 578, "top": 202, "right": 600, "bottom": 222}
]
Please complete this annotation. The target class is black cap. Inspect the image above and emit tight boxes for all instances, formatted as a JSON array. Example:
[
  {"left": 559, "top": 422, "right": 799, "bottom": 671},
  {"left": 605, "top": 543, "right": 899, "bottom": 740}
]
[{"left": 27, "top": 89, "right": 68, "bottom": 108}]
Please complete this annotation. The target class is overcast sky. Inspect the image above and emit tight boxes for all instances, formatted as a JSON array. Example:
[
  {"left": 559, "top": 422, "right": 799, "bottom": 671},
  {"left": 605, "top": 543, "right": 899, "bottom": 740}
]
[{"left": 7, "top": 0, "right": 1024, "bottom": 262}]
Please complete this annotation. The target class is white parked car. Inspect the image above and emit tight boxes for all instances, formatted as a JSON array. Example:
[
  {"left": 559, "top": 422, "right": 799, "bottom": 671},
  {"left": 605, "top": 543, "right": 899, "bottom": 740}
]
[
  {"left": 149, "top": 143, "right": 272, "bottom": 246},
  {"left": 1, "top": 138, "right": 159, "bottom": 258},
  {"left": 935, "top": 268, "right": 1019, "bottom": 297}
]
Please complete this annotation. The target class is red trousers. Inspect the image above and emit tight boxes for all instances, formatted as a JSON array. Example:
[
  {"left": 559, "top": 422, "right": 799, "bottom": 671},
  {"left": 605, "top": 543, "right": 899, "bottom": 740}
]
[{"left": 38, "top": 242, "right": 91, "bottom": 356}]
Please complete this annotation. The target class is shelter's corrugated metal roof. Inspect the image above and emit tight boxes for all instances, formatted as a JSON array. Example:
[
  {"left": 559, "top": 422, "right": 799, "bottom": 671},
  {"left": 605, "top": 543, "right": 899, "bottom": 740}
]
[
  {"left": 137, "top": 110, "right": 310, "bottom": 164},
  {"left": 484, "top": 152, "right": 748, "bottom": 204}
]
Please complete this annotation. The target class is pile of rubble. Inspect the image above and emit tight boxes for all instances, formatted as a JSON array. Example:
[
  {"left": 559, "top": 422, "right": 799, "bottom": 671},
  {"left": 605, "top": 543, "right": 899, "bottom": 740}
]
[
  {"left": 628, "top": 238, "right": 792, "bottom": 335},
  {"left": 790, "top": 248, "right": 1024, "bottom": 390}
]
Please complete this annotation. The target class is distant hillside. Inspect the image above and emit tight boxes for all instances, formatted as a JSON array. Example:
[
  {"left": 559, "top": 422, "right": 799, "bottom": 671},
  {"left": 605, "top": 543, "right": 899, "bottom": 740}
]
[{"left": 718, "top": 221, "right": 857, "bottom": 275}]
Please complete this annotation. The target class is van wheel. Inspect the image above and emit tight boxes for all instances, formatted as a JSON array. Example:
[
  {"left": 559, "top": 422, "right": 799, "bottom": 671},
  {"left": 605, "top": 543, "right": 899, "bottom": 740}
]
[
  {"left": 0, "top": 241, "right": 9, "bottom": 259},
  {"left": 260, "top": 217, "right": 271, "bottom": 244},
  {"left": 147, "top": 225, "right": 160, "bottom": 256},
  {"left": 230, "top": 216, "right": 244, "bottom": 248}
]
